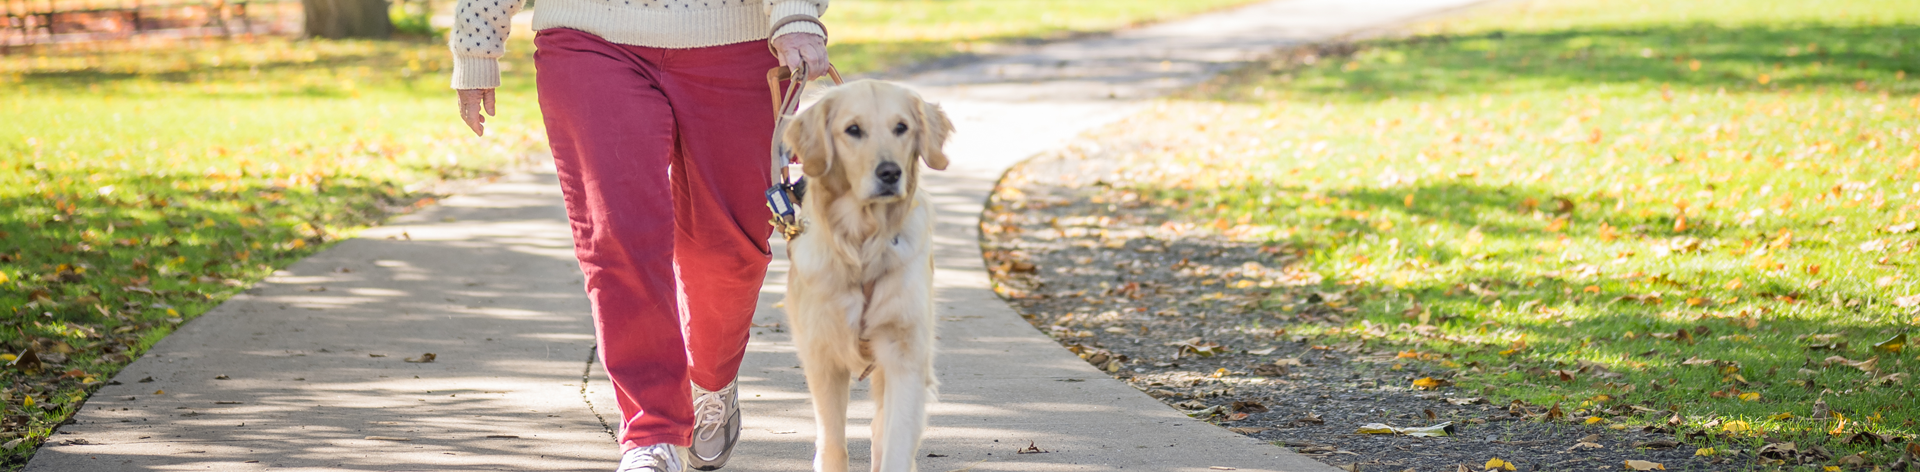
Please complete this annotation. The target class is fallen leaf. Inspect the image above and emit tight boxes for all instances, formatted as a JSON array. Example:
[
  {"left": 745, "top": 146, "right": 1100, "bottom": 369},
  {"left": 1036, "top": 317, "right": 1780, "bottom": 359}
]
[
  {"left": 1633, "top": 439, "right": 1679, "bottom": 449},
  {"left": 1227, "top": 427, "right": 1268, "bottom": 434},
  {"left": 1896, "top": 295, "right": 1920, "bottom": 308},
  {"left": 1888, "top": 222, "right": 1918, "bottom": 234},
  {"left": 1824, "top": 355, "right": 1879, "bottom": 373},
  {"left": 405, "top": 353, "right": 437, "bottom": 363},
  {"left": 1624, "top": 459, "right": 1666, "bottom": 470},
  {"left": 1695, "top": 447, "right": 1716, "bottom": 457},
  {"left": 1357, "top": 422, "right": 1453, "bottom": 437},
  {"left": 1722, "top": 420, "right": 1751, "bottom": 433},
  {"left": 1290, "top": 413, "right": 1325, "bottom": 426},
  {"left": 1838, "top": 453, "right": 1867, "bottom": 466},
  {"left": 1412, "top": 377, "right": 1451, "bottom": 389},
  {"left": 1485, "top": 457, "right": 1516, "bottom": 471},
  {"left": 1016, "top": 441, "right": 1048, "bottom": 454},
  {"left": 1872, "top": 333, "right": 1906, "bottom": 354},
  {"left": 364, "top": 436, "right": 411, "bottom": 441}
]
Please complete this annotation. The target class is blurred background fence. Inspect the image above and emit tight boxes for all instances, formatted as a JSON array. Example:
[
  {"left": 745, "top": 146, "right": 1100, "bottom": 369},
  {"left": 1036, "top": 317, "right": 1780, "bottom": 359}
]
[{"left": 1, "top": 0, "right": 304, "bottom": 49}]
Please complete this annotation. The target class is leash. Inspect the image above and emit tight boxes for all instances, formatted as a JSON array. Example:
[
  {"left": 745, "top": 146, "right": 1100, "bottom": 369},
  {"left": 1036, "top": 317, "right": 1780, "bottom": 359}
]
[
  {"left": 762, "top": 48, "right": 880, "bottom": 380},
  {"left": 764, "top": 61, "right": 843, "bottom": 241}
]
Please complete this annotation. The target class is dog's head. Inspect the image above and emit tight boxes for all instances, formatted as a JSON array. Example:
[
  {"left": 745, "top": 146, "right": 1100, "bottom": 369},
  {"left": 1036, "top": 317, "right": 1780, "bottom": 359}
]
[{"left": 784, "top": 80, "right": 952, "bottom": 203}]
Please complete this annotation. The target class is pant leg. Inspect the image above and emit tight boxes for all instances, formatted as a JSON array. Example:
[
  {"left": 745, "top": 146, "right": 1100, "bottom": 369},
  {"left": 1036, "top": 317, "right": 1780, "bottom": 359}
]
[
  {"left": 657, "top": 40, "right": 781, "bottom": 392},
  {"left": 534, "top": 27, "right": 692, "bottom": 450}
]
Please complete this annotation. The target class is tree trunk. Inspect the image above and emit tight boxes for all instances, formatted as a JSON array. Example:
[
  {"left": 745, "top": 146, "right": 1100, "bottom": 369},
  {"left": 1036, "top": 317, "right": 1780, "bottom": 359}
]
[{"left": 302, "top": 0, "right": 390, "bottom": 39}]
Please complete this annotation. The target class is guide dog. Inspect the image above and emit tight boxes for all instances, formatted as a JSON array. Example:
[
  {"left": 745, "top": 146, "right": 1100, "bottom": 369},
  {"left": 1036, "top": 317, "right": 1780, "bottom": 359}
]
[{"left": 780, "top": 79, "right": 951, "bottom": 472}]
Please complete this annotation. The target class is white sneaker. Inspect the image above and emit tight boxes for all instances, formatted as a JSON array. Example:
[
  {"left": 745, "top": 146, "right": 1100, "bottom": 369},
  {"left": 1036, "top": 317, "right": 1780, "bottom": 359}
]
[
  {"left": 688, "top": 380, "right": 742, "bottom": 471},
  {"left": 617, "top": 443, "right": 688, "bottom": 472}
]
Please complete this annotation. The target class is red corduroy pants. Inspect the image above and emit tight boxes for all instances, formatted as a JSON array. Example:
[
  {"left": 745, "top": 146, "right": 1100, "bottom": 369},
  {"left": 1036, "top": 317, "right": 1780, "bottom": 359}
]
[{"left": 534, "top": 27, "right": 777, "bottom": 451}]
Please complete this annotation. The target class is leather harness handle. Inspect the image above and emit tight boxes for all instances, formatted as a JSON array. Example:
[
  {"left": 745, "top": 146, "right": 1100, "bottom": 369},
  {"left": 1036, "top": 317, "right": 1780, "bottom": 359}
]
[
  {"left": 766, "top": 61, "right": 843, "bottom": 190},
  {"left": 766, "top": 63, "right": 844, "bottom": 115}
]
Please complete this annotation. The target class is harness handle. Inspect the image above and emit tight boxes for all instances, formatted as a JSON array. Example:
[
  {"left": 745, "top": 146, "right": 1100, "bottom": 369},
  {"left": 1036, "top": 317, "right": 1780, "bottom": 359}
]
[{"left": 765, "top": 61, "right": 843, "bottom": 241}]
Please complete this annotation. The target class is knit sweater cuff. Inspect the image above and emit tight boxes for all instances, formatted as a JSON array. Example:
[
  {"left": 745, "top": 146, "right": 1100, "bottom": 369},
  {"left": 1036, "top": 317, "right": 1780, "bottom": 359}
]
[
  {"left": 769, "top": 0, "right": 825, "bottom": 39},
  {"left": 450, "top": 56, "right": 502, "bottom": 89}
]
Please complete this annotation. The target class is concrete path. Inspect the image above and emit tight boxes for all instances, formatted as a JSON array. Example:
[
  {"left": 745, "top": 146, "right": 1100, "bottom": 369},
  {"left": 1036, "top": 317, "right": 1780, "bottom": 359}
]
[{"left": 29, "top": 0, "right": 1485, "bottom": 470}]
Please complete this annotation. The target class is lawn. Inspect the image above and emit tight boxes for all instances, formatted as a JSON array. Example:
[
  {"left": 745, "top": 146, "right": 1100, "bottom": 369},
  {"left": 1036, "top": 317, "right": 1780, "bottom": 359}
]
[
  {"left": 0, "top": 0, "right": 1262, "bottom": 467},
  {"left": 1057, "top": 0, "right": 1919, "bottom": 467}
]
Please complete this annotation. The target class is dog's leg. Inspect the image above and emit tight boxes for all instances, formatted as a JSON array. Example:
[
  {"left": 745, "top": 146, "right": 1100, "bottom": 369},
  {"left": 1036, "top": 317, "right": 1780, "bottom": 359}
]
[
  {"left": 804, "top": 362, "right": 852, "bottom": 472},
  {"left": 869, "top": 344, "right": 929, "bottom": 472},
  {"left": 867, "top": 369, "right": 889, "bottom": 472}
]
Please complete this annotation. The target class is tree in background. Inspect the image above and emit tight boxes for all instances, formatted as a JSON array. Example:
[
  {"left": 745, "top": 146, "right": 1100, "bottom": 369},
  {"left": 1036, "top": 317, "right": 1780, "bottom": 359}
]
[{"left": 304, "top": 0, "right": 392, "bottom": 39}]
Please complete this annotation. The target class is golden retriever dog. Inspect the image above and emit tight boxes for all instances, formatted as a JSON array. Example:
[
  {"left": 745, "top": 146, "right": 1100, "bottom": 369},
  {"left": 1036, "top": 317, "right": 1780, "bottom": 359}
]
[{"left": 780, "top": 80, "right": 952, "bottom": 472}]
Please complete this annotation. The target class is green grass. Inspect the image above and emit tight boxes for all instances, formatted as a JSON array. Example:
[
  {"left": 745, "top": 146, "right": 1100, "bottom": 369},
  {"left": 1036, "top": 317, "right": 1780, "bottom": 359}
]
[
  {"left": 1084, "top": 0, "right": 1919, "bottom": 467},
  {"left": 827, "top": 0, "right": 1259, "bottom": 73},
  {"left": 0, "top": 0, "right": 1265, "bottom": 467}
]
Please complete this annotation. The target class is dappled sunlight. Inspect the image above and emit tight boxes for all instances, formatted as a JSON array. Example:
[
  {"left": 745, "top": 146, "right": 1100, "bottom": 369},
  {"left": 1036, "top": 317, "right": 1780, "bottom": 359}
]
[{"left": 30, "top": 173, "right": 615, "bottom": 470}]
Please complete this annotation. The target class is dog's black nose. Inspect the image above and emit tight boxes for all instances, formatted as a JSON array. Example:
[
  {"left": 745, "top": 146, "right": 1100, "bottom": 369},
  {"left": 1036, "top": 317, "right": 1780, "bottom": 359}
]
[{"left": 876, "top": 161, "right": 902, "bottom": 185}]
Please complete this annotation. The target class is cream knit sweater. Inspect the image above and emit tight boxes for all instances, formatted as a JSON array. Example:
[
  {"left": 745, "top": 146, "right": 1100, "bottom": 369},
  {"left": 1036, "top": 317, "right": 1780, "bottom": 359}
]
[{"left": 448, "top": 0, "right": 828, "bottom": 89}]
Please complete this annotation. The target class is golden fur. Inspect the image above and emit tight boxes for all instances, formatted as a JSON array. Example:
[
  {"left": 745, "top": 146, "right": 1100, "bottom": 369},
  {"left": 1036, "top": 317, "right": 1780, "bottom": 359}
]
[{"left": 780, "top": 80, "right": 952, "bottom": 472}]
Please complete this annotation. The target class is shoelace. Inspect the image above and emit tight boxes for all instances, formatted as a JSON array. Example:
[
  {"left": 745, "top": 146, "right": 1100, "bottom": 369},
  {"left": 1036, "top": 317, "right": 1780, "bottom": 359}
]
[
  {"left": 617, "top": 444, "right": 683, "bottom": 472},
  {"left": 692, "top": 388, "right": 729, "bottom": 442}
]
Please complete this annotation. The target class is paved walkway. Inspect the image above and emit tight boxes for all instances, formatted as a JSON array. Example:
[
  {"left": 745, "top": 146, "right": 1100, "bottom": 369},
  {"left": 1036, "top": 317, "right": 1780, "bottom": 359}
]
[{"left": 29, "top": 0, "right": 1485, "bottom": 470}]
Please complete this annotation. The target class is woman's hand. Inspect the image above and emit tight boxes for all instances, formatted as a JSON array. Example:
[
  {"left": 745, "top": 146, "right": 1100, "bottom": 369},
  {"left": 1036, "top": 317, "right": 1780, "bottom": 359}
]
[
  {"left": 771, "top": 33, "right": 830, "bottom": 81},
  {"left": 458, "top": 88, "right": 496, "bottom": 137}
]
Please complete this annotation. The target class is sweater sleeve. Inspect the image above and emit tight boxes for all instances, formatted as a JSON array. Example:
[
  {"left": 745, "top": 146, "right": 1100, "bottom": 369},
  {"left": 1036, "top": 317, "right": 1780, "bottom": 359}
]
[
  {"left": 768, "top": 0, "right": 828, "bottom": 39},
  {"left": 448, "top": 0, "right": 524, "bottom": 89}
]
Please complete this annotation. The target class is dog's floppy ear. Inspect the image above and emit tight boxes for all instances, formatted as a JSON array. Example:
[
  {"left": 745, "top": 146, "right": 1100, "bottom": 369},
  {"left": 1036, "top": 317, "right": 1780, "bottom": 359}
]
[
  {"left": 784, "top": 94, "right": 835, "bottom": 178},
  {"left": 912, "top": 97, "right": 953, "bottom": 171}
]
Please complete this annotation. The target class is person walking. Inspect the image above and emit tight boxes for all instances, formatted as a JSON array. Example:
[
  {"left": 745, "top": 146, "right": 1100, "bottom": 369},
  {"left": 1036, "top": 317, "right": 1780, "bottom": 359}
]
[{"left": 446, "top": 0, "right": 832, "bottom": 469}]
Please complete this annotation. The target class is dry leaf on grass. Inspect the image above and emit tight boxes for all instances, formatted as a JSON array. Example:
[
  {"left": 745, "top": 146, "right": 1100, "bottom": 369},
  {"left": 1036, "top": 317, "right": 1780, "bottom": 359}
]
[
  {"left": 1623, "top": 459, "right": 1665, "bottom": 470},
  {"left": 1872, "top": 333, "right": 1906, "bottom": 354},
  {"left": 1356, "top": 422, "right": 1454, "bottom": 437}
]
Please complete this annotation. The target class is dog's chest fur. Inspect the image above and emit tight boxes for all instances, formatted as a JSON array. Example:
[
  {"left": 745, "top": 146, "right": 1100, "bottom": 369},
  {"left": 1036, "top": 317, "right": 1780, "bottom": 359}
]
[{"left": 784, "top": 189, "right": 934, "bottom": 367}]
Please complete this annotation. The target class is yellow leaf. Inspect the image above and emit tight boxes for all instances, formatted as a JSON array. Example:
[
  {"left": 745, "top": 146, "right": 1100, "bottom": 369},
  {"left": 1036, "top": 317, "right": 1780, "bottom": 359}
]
[
  {"left": 1624, "top": 459, "right": 1666, "bottom": 470},
  {"left": 21, "top": 395, "right": 31, "bottom": 408},
  {"left": 0, "top": 271, "right": 8, "bottom": 283},
  {"left": 1825, "top": 467, "right": 1842, "bottom": 472},
  {"left": 1695, "top": 448, "right": 1717, "bottom": 457},
  {"left": 1586, "top": 417, "right": 1608, "bottom": 425},
  {"left": 0, "top": 354, "right": 13, "bottom": 362},
  {"left": 1722, "top": 420, "right": 1751, "bottom": 433},
  {"left": 1412, "top": 377, "right": 1447, "bottom": 389},
  {"left": 1873, "top": 333, "right": 1907, "bottom": 354},
  {"left": 1739, "top": 392, "right": 1761, "bottom": 402},
  {"left": 1725, "top": 279, "right": 1743, "bottom": 290},
  {"left": 1485, "top": 458, "right": 1516, "bottom": 471},
  {"left": 154, "top": 389, "right": 166, "bottom": 395},
  {"left": 1770, "top": 412, "right": 1795, "bottom": 420}
]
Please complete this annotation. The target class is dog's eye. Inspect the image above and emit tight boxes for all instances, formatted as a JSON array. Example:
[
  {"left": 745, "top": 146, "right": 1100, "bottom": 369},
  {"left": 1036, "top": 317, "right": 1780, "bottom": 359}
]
[
  {"left": 844, "top": 124, "right": 864, "bottom": 138},
  {"left": 893, "top": 122, "right": 909, "bottom": 136}
]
